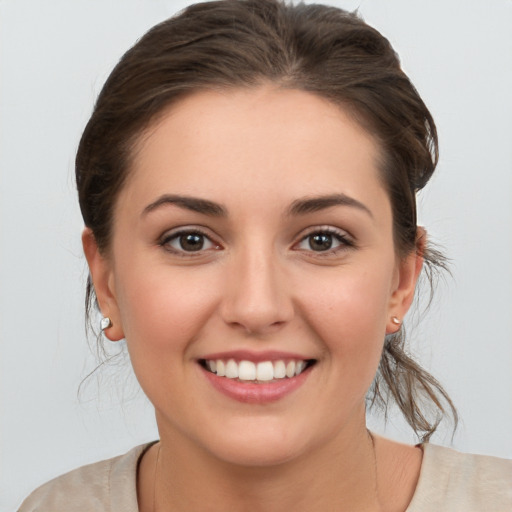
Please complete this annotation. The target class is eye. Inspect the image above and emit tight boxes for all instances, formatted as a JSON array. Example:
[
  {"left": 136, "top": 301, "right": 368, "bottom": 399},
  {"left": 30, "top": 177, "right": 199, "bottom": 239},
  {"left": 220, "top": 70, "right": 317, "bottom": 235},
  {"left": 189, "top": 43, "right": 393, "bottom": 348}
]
[
  {"left": 160, "top": 229, "right": 219, "bottom": 254},
  {"left": 295, "top": 228, "right": 353, "bottom": 253}
]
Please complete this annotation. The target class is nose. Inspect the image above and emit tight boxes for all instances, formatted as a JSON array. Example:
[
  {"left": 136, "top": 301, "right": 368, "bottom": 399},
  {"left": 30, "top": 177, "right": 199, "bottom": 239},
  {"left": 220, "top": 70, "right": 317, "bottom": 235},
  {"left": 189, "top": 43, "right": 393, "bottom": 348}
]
[{"left": 220, "top": 245, "right": 294, "bottom": 336}]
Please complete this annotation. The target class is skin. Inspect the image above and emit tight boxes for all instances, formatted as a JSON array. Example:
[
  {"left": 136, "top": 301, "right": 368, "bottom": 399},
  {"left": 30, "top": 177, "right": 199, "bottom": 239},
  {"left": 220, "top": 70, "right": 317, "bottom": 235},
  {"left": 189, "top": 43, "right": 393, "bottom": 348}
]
[{"left": 83, "top": 86, "right": 423, "bottom": 511}]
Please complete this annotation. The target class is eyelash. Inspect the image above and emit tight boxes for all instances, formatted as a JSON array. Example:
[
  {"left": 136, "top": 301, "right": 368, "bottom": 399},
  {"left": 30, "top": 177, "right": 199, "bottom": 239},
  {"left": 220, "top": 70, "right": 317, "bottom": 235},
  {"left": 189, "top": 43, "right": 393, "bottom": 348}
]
[
  {"left": 159, "top": 228, "right": 220, "bottom": 257},
  {"left": 294, "top": 227, "right": 354, "bottom": 256},
  {"left": 158, "top": 226, "right": 354, "bottom": 257}
]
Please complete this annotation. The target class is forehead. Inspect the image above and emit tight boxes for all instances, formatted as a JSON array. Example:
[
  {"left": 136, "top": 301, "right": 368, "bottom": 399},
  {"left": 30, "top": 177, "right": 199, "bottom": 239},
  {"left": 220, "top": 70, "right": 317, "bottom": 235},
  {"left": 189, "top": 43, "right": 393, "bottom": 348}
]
[{"left": 120, "top": 86, "right": 390, "bottom": 221}]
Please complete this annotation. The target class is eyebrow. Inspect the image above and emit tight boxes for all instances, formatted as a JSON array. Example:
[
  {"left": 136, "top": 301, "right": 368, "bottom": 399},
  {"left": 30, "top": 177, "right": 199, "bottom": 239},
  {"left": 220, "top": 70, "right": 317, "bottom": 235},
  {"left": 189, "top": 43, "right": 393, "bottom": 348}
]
[
  {"left": 142, "top": 194, "right": 227, "bottom": 217},
  {"left": 286, "top": 193, "right": 373, "bottom": 218},
  {"left": 141, "top": 192, "right": 372, "bottom": 219}
]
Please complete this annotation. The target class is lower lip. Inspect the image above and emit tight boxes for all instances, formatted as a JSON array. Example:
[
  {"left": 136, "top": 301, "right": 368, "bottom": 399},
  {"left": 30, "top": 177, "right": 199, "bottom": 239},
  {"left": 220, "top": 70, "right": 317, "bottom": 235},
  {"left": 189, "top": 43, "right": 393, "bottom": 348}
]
[{"left": 201, "top": 365, "right": 313, "bottom": 404}]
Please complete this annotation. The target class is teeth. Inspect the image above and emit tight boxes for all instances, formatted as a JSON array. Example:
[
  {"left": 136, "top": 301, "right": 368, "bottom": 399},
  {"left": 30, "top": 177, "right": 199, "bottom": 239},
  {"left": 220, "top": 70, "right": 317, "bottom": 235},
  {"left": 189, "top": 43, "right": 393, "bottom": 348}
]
[
  {"left": 295, "top": 361, "right": 306, "bottom": 376},
  {"left": 286, "top": 361, "right": 296, "bottom": 378},
  {"left": 273, "top": 360, "right": 286, "bottom": 378},
  {"left": 216, "top": 360, "right": 226, "bottom": 377},
  {"left": 256, "top": 361, "right": 274, "bottom": 381},
  {"left": 225, "top": 359, "right": 239, "bottom": 379},
  {"left": 205, "top": 358, "right": 311, "bottom": 381},
  {"left": 238, "top": 360, "right": 256, "bottom": 381}
]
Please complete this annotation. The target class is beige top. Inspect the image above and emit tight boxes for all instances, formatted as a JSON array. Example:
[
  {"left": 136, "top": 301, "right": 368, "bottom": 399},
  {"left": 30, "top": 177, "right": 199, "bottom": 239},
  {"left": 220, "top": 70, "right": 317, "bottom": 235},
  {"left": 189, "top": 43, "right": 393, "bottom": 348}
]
[{"left": 19, "top": 443, "right": 512, "bottom": 511}]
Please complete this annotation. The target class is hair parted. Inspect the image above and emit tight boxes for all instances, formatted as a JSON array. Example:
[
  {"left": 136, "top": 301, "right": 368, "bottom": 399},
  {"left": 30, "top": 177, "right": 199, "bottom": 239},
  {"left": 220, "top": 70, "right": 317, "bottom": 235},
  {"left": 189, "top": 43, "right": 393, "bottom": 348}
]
[{"left": 76, "top": 0, "right": 457, "bottom": 441}]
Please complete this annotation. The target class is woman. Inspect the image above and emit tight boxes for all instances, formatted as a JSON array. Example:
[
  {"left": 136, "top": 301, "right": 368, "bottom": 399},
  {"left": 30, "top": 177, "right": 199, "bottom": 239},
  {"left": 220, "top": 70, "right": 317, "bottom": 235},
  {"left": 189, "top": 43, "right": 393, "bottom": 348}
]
[{"left": 18, "top": 0, "right": 511, "bottom": 510}]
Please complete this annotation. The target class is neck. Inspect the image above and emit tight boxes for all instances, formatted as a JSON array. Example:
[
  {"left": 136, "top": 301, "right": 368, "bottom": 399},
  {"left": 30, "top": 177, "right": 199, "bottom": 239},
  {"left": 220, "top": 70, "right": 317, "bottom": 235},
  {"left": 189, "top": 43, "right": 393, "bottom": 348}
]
[{"left": 150, "top": 419, "right": 381, "bottom": 512}]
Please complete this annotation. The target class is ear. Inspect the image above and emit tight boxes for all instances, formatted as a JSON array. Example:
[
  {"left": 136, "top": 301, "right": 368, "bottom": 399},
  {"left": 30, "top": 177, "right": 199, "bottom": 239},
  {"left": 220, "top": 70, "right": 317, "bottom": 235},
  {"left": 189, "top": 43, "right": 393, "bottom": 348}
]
[
  {"left": 386, "top": 227, "right": 425, "bottom": 334},
  {"left": 82, "top": 228, "right": 124, "bottom": 341}
]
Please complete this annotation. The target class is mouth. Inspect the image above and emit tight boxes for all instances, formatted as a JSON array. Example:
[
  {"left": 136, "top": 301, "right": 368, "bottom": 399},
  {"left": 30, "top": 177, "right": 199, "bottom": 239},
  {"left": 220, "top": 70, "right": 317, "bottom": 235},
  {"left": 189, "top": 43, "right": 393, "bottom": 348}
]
[{"left": 199, "top": 358, "right": 317, "bottom": 383}]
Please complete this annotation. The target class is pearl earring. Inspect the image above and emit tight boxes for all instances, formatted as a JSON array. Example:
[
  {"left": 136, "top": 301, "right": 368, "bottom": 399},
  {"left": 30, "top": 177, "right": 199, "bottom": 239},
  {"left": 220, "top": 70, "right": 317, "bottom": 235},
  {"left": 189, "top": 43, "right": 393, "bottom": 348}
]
[
  {"left": 391, "top": 316, "right": 401, "bottom": 326},
  {"left": 100, "top": 317, "right": 112, "bottom": 331}
]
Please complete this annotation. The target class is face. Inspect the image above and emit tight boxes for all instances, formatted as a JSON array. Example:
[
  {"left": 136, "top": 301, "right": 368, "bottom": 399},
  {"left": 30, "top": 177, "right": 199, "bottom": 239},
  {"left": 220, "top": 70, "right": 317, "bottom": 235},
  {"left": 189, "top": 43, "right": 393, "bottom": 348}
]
[{"left": 84, "top": 86, "right": 421, "bottom": 466}]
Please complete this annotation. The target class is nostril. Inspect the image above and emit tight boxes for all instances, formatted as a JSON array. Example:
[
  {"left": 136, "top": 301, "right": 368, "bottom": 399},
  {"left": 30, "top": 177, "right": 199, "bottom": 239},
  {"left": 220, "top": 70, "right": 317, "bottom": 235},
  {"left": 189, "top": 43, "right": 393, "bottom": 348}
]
[{"left": 225, "top": 317, "right": 290, "bottom": 336}]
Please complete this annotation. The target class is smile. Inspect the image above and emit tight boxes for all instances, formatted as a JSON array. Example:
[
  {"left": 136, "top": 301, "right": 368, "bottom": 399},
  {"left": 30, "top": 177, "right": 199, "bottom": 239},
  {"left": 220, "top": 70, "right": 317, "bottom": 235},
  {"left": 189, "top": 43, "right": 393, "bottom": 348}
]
[{"left": 200, "top": 358, "right": 316, "bottom": 382}]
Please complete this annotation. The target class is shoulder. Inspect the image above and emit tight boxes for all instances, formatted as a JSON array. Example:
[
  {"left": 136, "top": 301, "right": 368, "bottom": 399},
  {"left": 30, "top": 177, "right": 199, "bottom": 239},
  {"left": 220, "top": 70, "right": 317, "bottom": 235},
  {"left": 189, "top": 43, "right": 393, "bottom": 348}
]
[
  {"left": 18, "top": 443, "right": 153, "bottom": 512},
  {"left": 407, "top": 443, "right": 512, "bottom": 511}
]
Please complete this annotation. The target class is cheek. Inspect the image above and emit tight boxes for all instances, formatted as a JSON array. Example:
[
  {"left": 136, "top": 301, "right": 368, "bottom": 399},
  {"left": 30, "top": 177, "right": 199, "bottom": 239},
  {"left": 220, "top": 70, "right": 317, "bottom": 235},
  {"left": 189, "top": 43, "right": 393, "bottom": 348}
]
[
  {"left": 304, "top": 265, "right": 392, "bottom": 333},
  {"left": 298, "top": 263, "right": 393, "bottom": 382},
  {"left": 114, "top": 260, "right": 222, "bottom": 362}
]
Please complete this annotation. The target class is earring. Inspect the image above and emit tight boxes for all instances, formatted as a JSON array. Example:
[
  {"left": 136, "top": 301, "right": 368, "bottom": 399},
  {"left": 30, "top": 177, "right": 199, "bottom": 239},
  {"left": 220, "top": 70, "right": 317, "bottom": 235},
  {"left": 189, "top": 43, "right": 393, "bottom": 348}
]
[
  {"left": 391, "top": 316, "right": 401, "bottom": 326},
  {"left": 100, "top": 317, "right": 112, "bottom": 331}
]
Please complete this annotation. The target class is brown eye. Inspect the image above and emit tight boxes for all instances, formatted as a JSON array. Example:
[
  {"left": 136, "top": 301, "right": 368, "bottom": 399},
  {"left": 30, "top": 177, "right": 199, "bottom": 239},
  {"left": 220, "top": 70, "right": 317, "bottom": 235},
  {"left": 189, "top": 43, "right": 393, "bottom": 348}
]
[
  {"left": 295, "top": 228, "right": 353, "bottom": 254},
  {"left": 308, "top": 233, "right": 334, "bottom": 251},
  {"left": 179, "top": 233, "right": 205, "bottom": 251},
  {"left": 161, "top": 230, "right": 217, "bottom": 254}
]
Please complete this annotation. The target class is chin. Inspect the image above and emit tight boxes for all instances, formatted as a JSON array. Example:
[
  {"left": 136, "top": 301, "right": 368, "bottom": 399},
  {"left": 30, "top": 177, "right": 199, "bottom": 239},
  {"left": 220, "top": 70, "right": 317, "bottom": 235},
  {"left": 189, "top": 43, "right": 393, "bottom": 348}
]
[
  {"left": 198, "top": 418, "right": 317, "bottom": 468},
  {"left": 210, "top": 438, "right": 302, "bottom": 468}
]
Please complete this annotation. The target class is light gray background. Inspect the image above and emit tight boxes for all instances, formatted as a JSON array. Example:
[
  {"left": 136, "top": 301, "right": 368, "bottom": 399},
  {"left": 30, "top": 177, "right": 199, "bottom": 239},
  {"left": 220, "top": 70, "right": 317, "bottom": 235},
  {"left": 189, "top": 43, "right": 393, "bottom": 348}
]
[{"left": 1, "top": 0, "right": 511, "bottom": 509}]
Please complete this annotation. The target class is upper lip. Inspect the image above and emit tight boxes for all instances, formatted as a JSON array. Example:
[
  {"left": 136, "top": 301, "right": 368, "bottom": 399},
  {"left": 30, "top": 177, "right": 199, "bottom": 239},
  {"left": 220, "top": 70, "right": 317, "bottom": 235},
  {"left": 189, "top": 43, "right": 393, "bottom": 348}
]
[{"left": 198, "top": 350, "right": 316, "bottom": 363}]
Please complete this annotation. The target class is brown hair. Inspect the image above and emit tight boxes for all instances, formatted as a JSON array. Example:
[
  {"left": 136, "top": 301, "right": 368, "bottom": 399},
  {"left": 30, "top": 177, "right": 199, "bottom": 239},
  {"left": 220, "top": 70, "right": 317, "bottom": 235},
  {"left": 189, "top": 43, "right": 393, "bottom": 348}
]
[{"left": 76, "top": 0, "right": 457, "bottom": 441}]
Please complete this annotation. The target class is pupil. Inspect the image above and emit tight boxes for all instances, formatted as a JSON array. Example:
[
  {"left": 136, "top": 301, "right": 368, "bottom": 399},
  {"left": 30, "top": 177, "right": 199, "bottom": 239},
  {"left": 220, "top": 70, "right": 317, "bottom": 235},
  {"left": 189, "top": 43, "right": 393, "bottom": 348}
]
[
  {"left": 310, "top": 233, "right": 332, "bottom": 251},
  {"left": 180, "top": 233, "right": 203, "bottom": 251}
]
